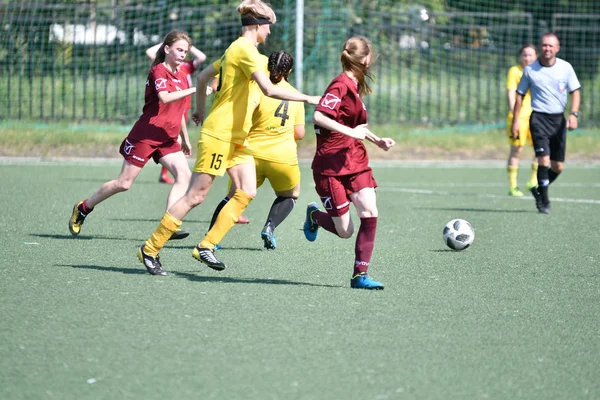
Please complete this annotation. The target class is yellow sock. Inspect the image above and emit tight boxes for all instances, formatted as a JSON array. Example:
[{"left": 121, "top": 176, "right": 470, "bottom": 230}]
[
  {"left": 529, "top": 162, "right": 538, "bottom": 186},
  {"left": 200, "top": 189, "right": 253, "bottom": 248},
  {"left": 144, "top": 211, "right": 182, "bottom": 257},
  {"left": 507, "top": 165, "right": 518, "bottom": 189}
]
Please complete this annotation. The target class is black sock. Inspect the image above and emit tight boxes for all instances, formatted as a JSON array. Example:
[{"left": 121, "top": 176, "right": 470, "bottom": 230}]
[
  {"left": 264, "top": 197, "right": 296, "bottom": 229},
  {"left": 209, "top": 197, "right": 229, "bottom": 230},
  {"left": 537, "top": 166, "right": 550, "bottom": 204},
  {"left": 548, "top": 169, "right": 560, "bottom": 184}
]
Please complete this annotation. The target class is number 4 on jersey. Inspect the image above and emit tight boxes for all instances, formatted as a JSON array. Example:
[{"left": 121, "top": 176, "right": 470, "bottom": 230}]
[{"left": 274, "top": 101, "right": 290, "bottom": 126}]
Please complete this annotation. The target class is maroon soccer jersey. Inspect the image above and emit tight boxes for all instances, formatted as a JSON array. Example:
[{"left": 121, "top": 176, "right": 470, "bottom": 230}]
[
  {"left": 312, "top": 73, "right": 370, "bottom": 176},
  {"left": 127, "top": 63, "right": 189, "bottom": 144}
]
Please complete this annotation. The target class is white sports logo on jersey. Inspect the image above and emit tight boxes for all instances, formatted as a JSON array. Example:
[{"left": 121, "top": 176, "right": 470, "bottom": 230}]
[
  {"left": 155, "top": 78, "right": 167, "bottom": 90},
  {"left": 320, "top": 196, "right": 333, "bottom": 210},
  {"left": 558, "top": 80, "right": 567, "bottom": 93},
  {"left": 123, "top": 139, "right": 134, "bottom": 155},
  {"left": 320, "top": 93, "right": 342, "bottom": 110}
]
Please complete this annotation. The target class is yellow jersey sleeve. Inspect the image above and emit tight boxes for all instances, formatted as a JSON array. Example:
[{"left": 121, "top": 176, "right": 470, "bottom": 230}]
[
  {"left": 506, "top": 65, "right": 522, "bottom": 91},
  {"left": 506, "top": 65, "right": 532, "bottom": 119},
  {"left": 248, "top": 80, "right": 304, "bottom": 164},
  {"left": 201, "top": 37, "right": 265, "bottom": 144}
]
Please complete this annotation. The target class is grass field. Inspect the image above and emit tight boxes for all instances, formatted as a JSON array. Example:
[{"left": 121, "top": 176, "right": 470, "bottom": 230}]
[
  {"left": 2, "top": 120, "right": 600, "bottom": 161},
  {"left": 1, "top": 159, "right": 599, "bottom": 399}
]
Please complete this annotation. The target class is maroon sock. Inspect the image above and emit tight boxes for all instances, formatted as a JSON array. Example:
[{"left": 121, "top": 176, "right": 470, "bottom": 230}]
[
  {"left": 80, "top": 199, "right": 93, "bottom": 215},
  {"left": 313, "top": 210, "right": 339, "bottom": 236},
  {"left": 353, "top": 217, "right": 377, "bottom": 276}
]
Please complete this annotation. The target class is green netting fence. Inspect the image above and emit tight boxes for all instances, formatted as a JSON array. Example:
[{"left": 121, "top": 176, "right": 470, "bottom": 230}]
[{"left": 1, "top": 0, "right": 599, "bottom": 125}]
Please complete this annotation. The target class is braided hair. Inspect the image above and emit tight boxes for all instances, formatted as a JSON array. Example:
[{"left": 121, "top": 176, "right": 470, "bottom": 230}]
[{"left": 268, "top": 51, "right": 294, "bottom": 84}]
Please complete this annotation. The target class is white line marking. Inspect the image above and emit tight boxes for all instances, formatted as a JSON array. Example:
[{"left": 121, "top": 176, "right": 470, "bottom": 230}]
[{"left": 382, "top": 187, "right": 600, "bottom": 205}]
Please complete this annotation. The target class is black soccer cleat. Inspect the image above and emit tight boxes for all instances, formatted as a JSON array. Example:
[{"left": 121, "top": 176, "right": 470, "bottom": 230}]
[
  {"left": 170, "top": 228, "right": 190, "bottom": 240},
  {"left": 261, "top": 223, "right": 277, "bottom": 250},
  {"left": 138, "top": 245, "right": 168, "bottom": 276},
  {"left": 530, "top": 186, "right": 543, "bottom": 212},
  {"left": 192, "top": 246, "right": 226, "bottom": 271},
  {"left": 539, "top": 202, "right": 551, "bottom": 214}
]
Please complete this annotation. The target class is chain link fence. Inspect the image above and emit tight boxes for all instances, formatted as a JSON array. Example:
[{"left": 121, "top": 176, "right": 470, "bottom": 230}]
[{"left": 1, "top": 1, "right": 598, "bottom": 125}]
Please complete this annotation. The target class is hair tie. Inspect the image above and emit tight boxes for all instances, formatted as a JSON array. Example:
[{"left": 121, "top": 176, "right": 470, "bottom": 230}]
[{"left": 241, "top": 16, "right": 271, "bottom": 26}]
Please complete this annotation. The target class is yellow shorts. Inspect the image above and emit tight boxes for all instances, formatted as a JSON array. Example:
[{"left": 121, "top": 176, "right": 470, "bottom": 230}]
[
  {"left": 506, "top": 114, "right": 533, "bottom": 147},
  {"left": 255, "top": 158, "right": 300, "bottom": 192},
  {"left": 226, "top": 144, "right": 254, "bottom": 169},
  {"left": 193, "top": 133, "right": 251, "bottom": 176}
]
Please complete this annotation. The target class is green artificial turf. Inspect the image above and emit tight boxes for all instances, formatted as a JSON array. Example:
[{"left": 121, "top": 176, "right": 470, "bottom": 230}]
[{"left": 1, "top": 160, "right": 598, "bottom": 399}]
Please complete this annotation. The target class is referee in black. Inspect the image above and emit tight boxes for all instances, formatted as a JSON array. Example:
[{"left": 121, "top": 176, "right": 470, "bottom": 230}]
[{"left": 511, "top": 32, "right": 581, "bottom": 214}]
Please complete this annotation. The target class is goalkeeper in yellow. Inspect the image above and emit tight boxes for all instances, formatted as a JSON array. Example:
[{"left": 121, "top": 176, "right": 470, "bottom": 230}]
[
  {"left": 208, "top": 50, "right": 305, "bottom": 250},
  {"left": 505, "top": 43, "right": 538, "bottom": 196}
]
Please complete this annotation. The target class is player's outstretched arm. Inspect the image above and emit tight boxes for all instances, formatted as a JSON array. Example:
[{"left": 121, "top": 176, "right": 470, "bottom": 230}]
[
  {"left": 157, "top": 87, "right": 196, "bottom": 104},
  {"left": 193, "top": 64, "right": 218, "bottom": 125},
  {"left": 365, "top": 129, "right": 395, "bottom": 151},
  {"left": 253, "top": 70, "right": 320, "bottom": 104},
  {"left": 313, "top": 111, "right": 366, "bottom": 139}
]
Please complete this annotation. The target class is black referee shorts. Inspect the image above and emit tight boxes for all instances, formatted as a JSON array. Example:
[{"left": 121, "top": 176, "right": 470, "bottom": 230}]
[{"left": 530, "top": 111, "right": 567, "bottom": 162}]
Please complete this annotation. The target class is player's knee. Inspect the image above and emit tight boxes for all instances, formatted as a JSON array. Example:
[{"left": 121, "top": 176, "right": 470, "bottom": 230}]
[
  {"left": 511, "top": 146, "right": 523, "bottom": 157},
  {"left": 291, "top": 186, "right": 301, "bottom": 199},
  {"left": 174, "top": 168, "right": 191, "bottom": 183},
  {"left": 186, "top": 191, "right": 206, "bottom": 207},
  {"left": 115, "top": 180, "right": 133, "bottom": 192},
  {"left": 358, "top": 210, "right": 378, "bottom": 219},
  {"left": 338, "top": 226, "right": 354, "bottom": 239},
  {"left": 240, "top": 187, "right": 257, "bottom": 198}
]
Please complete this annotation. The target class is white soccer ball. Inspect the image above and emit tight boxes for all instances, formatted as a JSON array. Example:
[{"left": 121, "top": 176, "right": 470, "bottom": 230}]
[{"left": 442, "top": 219, "right": 474, "bottom": 251}]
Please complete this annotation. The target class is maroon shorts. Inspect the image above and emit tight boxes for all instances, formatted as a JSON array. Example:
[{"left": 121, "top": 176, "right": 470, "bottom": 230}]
[
  {"left": 119, "top": 137, "right": 181, "bottom": 168},
  {"left": 312, "top": 169, "right": 377, "bottom": 217}
]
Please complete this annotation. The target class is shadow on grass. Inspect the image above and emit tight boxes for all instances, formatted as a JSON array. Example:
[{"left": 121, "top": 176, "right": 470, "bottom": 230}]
[
  {"left": 65, "top": 178, "right": 168, "bottom": 185},
  {"left": 429, "top": 249, "right": 463, "bottom": 252},
  {"left": 31, "top": 233, "right": 139, "bottom": 241},
  {"left": 56, "top": 264, "right": 146, "bottom": 275},
  {"left": 171, "top": 270, "right": 341, "bottom": 288},
  {"left": 417, "top": 207, "right": 530, "bottom": 213},
  {"left": 56, "top": 263, "right": 340, "bottom": 288},
  {"left": 163, "top": 245, "right": 264, "bottom": 252},
  {"left": 108, "top": 218, "right": 210, "bottom": 224}
]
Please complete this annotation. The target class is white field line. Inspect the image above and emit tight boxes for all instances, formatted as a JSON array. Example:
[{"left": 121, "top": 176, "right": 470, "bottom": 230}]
[
  {"left": 382, "top": 186, "right": 600, "bottom": 205},
  {"left": 2, "top": 157, "right": 600, "bottom": 168},
  {"left": 1, "top": 157, "right": 598, "bottom": 203},
  {"left": 385, "top": 182, "right": 600, "bottom": 188}
]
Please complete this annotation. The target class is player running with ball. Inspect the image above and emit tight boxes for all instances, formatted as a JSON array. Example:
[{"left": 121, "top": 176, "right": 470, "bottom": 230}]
[{"left": 303, "top": 36, "right": 395, "bottom": 290}]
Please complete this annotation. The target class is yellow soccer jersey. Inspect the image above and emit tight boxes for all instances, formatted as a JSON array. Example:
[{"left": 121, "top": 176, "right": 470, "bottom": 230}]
[
  {"left": 201, "top": 37, "right": 265, "bottom": 145},
  {"left": 248, "top": 79, "right": 305, "bottom": 165},
  {"left": 506, "top": 65, "right": 532, "bottom": 119}
]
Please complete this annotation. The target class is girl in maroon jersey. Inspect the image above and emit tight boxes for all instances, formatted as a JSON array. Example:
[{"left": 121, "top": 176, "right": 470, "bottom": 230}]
[
  {"left": 68, "top": 31, "right": 196, "bottom": 239},
  {"left": 146, "top": 41, "right": 206, "bottom": 184},
  {"left": 303, "top": 36, "right": 395, "bottom": 290}
]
